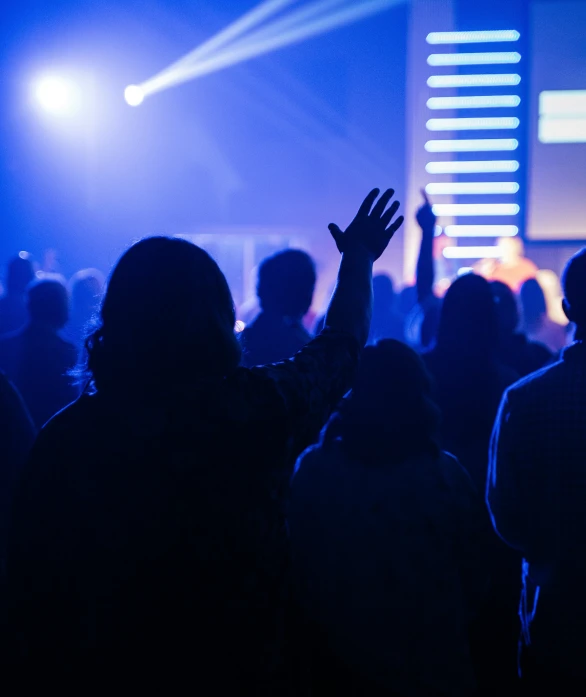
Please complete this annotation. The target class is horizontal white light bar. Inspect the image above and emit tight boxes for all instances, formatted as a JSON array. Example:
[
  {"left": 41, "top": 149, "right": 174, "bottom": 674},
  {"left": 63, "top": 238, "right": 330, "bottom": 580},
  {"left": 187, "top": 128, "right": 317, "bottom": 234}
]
[
  {"left": 426, "top": 160, "right": 520, "bottom": 174},
  {"left": 427, "top": 51, "right": 521, "bottom": 66},
  {"left": 539, "top": 90, "right": 586, "bottom": 117},
  {"left": 426, "top": 117, "right": 520, "bottom": 131},
  {"left": 433, "top": 203, "right": 520, "bottom": 216},
  {"left": 428, "top": 74, "right": 521, "bottom": 88},
  {"left": 444, "top": 246, "right": 502, "bottom": 259},
  {"left": 427, "top": 95, "right": 521, "bottom": 110},
  {"left": 426, "top": 182, "right": 520, "bottom": 195},
  {"left": 425, "top": 138, "right": 519, "bottom": 152},
  {"left": 539, "top": 118, "right": 586, "bottom": 144},
  {"left": 444, "top": 225, "right": 519, "bottom": 237},
  {"left": 426, "top": 30, "right": 520, "bottom": 44}
]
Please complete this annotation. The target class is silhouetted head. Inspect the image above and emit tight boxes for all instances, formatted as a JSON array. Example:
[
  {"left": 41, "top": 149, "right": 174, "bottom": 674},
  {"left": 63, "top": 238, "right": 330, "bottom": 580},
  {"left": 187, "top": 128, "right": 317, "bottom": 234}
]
[
  {"left": 335, "top": 340, "right": 440, "bottom": 465},
  {"left": 373, "top": 274, "right": 395, "bottom": 310},
  {"left": 520, "top": 278, "right": 547, "bottom": 332},
  {"left": 562, "top": 248, "right": 586, "bottom": 338},
  {"left": 69, "top": 268, "right": 105, "bottom": 318},
  {"left": 6, "top": 253, "right": 34, "bottom": 295},
  {"left": 86, "top": 237, "right": 241, "bottom": 396},
  {"left": 27, "top": 276, "right": 69, "bottom": 329},
  {"left": 257, "top": 249, "right": 316, "bottom": 319},
  {"left": 436, "top": 273, "right": 498, "bottom": 357},
  {"left": 491, "top": 280, "right": 519, "bottom": 337}
]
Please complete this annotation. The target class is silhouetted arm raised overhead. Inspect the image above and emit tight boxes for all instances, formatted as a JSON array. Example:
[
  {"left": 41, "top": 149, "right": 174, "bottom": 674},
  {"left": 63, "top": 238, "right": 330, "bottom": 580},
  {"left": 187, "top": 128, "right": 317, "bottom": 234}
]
[
  {"left": 416, "top": 190, "right": 437, "bottom": 305},
  {"left": 325, "top": 187, "right": 404, "bottom": 347}
]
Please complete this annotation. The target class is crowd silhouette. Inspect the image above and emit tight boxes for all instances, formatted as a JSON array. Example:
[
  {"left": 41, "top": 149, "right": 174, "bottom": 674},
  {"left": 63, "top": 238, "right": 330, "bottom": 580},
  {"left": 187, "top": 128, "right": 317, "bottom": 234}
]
[{"left": 0, "top": 186, "right": 582, "bottom": 695}]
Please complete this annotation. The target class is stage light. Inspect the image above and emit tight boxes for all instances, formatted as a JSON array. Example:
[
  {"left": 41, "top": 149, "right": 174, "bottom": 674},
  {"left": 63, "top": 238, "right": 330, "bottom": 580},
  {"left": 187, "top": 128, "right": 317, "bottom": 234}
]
[
  {"left": 538, "top": 90, "right": 586, "bottom": 144},
  {"left": 432, "top": 203, "right": 520, "bottom": 216},
  {"left": 428, "top": 74, "right": 521, "bottom": 88},
  {"left": 426, "top": 160, "right": 520, "bottom": 174},
  {"left": 427, "top": 51, "right": 521, "bottom": 66},
  {"left": 426, "top": 182, "right": 520, "bottom": 195},
  {"left": 444, "top": 225, "right": 519, "bottom": 237},
  {"left": 539, "top": 120, "right": 586, "bottom": 143},
  {"left": 124, "top": 85, "right": 144, "bottom": 106},
  {"left": 427, "top": 95, "right": 521, "bottom": 110},
  {"left": 443, "top": 246, "right": 502, "bottom": 259},
  {"left": 426, "top": 117, "right": 520, "bottom": 131},
  {"left": 138, "top": 0, "right": 401, "bottom": 97},
  {"left": 34, "top": 75, "right": 78, "bottom": 116},
  {"left": 425, "top": 138, "right": 519, "bottom": 152},
  {"left": 426, "top": 30, "right": 520, "bottom": 44}
]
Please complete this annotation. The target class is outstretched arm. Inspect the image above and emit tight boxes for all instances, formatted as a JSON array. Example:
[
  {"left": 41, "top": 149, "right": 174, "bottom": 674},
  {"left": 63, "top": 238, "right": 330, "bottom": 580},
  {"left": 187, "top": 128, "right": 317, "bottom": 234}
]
[
  {"left": 415, "top": 190, "right": 437, "bottom": 305},
  {"left": 325, "top": 188, "right": 404, "bottom": 347}
]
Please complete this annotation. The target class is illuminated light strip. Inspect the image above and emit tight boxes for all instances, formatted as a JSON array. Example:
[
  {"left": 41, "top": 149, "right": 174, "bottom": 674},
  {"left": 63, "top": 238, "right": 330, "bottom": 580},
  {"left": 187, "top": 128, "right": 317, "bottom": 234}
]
[
  {"left": 141, "top": 0, "right": 400, "bottom": 95},
  {"left": 433, "top": 203, "right": 520, "bottom": 216},
  {"left": 539, "top": 90, "right": 586, "bottom": 117},
  {"left": 426, "top": 160, "right": 519, "bottom": 173},
  {"left": 426, "top": 117, "right": 519, "bottom": 131},
  {"left": 427, "top": 51, "right": 521, "bottom": 66},
  {"left": 426, "top": 30, "right": 520, "bottom": 44},
  {"left": 539, "top": 118, "right": 586, "bottom": 144},
  {"left": 426, "top": 182, "right": 520, "bottom": 195},
  {"left": 444, "top": 225, "right": 519, "bottom": 237},
  {"left": 443, "top": 246, "right": 502, "bottom": 259},
  {"left": 428, "top": 74, "right": 521, "bottom": 88},
  {"left": 425, "top": 138, "right": 518, "bottom": 152},
  {"left": 427, "top": 95, "right": 521, "bottom": 109}
]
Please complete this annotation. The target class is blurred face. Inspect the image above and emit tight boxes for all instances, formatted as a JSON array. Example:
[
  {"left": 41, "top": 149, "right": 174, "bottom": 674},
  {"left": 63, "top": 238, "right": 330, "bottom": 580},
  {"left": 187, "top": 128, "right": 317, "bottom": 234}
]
[{"left": 498, "top": 237, "right": 523, "bottom": 264}]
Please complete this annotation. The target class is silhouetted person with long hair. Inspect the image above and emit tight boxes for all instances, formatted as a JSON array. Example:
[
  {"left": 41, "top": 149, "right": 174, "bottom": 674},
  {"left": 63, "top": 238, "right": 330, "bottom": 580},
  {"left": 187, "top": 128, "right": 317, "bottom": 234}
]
[
  {"left": 240, "top": 249, "right": 316, "bottom": 366},
  {"left": 491, "top": 280, "right": 553, "bottom": 377},
  {"left": 0, "top": 277, "right": 77, "bottom": 429},
  {"left": 290, "top": 340, "right": 484, "bottom": 697},
  {"left": 489, "top": 247, "right": 586, "bottom": 690},
  {"left": 0, "top": 254, "right": 35, "bottom": 336},
  {"left": 7, "top": 188, "right": 404, "bottom": 693},
  {"left": 65, "top": 268, "right": 105, "bottom": 355}
]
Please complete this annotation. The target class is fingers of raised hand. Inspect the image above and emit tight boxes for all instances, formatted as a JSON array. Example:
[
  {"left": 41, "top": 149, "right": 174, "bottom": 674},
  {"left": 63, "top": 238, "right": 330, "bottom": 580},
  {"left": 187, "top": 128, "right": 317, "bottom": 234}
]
[
  {"left": 380, "top": 199, "right": 401, "bottom": 229},
  {"left": 385, "top": 214, "right": 404, "bottom": 237},
  {"left": 371, "top": 188, "right": 395, "bottom": 219},
  {"left": 356, "top": 188, "right": 380, "bottom": 218}
]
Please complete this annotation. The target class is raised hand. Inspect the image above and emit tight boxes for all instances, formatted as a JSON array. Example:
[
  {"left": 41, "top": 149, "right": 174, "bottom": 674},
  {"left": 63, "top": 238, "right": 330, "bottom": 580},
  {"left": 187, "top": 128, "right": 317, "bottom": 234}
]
[
  {"left": 416, "top": 189, "right": 436, "bottom": 232},
  {"left": 328, "top": 188, "right": 404, "bottom": 262}
]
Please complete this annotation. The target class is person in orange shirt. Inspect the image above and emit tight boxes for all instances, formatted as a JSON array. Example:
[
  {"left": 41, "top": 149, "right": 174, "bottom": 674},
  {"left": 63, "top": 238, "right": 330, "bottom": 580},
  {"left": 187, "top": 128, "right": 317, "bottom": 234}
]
[{"left": 479, "top": 237, "right": 538, "bottom": 292}]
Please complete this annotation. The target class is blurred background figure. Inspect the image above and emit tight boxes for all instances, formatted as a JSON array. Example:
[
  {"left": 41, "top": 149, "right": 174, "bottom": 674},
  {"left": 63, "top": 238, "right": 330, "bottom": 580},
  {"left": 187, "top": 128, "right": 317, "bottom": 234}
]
[
  {"left": 290, "top": 340, "right": 483, "bottom": 697},
  {"left": 521, "top": 276, "right": 571, "bottom": 355},
  {"left": 491, "top": 280, "right": 553, "bottom": 377},
  {"left": 240, "top": 249, "right": 316, "bottom": 366},
  {"left": 66, "top": 268, "right": 105, "bottom": 354},
  {"left": 480, "top": 237, "right": 538, "bottom": 292},
  {"left": 0, "top": 254, "right": 35, "bottom": 337},
  {"left": 367, "top": 274, "right": 404, "bottom": 345},
  {"left": 0, "top": 276, "right": 77, "bottom": 429}
]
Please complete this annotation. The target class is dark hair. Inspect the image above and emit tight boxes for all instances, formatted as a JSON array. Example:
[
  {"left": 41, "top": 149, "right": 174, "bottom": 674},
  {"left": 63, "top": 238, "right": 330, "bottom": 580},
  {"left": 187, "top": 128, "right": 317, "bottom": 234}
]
[
  {"left": 331, "top": 340, "right": 440, "bottom": 465},
  {"left": 85, "top": 237, "right": 241, "bottom": 396},
  {"left": 7, "top": 254, "right": 35, "bottom": 294},
  {"left": 436, "top": 273, "right": 498, "bottom": 358},
  {"left": 257, "top": 249, "right": 316, "bottom": 318},
  {"left": 520, "top": 278, "right": 547, "bottom": 331},
  {"left": 562, "top": 248, "right": 586, "bottom": 328},
  {"left": 27, "top": 276, "right": 69, "bottom": 329},
  {"left": 491, "top": 280, "right": 519, "bottom": 337}
]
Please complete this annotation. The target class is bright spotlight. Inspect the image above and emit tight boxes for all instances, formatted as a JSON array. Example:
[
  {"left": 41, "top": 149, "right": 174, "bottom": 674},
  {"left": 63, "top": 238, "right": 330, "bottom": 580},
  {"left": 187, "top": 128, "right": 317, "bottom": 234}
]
[
  {"left": 124, "top": 84, "right": 144, "bottom": 106},
  {"left": 34, "top": 75, "right": 78, "bottom": 115}
]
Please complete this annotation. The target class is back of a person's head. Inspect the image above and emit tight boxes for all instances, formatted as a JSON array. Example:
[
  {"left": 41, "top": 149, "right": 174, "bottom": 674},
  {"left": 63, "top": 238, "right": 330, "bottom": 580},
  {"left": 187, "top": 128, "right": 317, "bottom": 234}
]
[
  {"left": 562, "top": 248, "right": 586, "bottom": 332},
  {"left": 436, "top": 273, "right": 498, "bottom": 357},
  {"left": 27, "top": 276, "right": 69, "bottom": 329},
  {"left": 86, "top": 236, "right": 241, "bottom": 395},
  {"left": 520, "top": 277, "right": 547, "bottom": 330},
  {"left": 491, "top": 280, "right": 519, "bottom": 337},
  {"left": 6, "top": 253, "right": 34, "bottom": 295},
  {"left": 338, "top": 340, "right": 440, "bottom": 465},
  {"left": 372, "top": 273, "right": 395, "bottom": 310},
  {"left": 257, "top": 249, "right": 316, "bottom": 319},
  {"left": 69, "top": 268, "right": 105, "bottom": 316}
]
